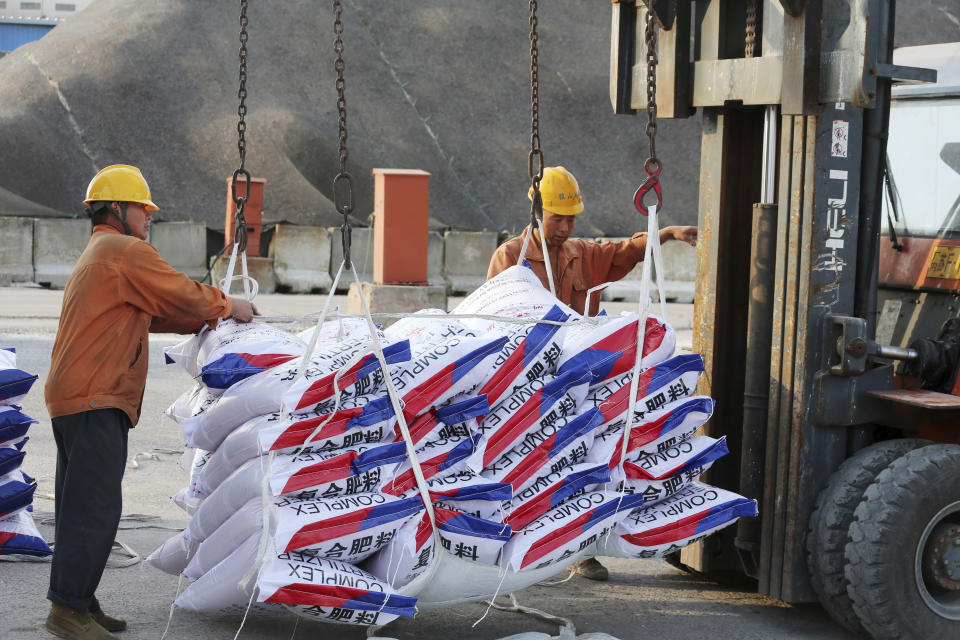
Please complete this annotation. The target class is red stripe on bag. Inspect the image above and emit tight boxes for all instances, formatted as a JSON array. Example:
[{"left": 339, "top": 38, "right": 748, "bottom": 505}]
[
  {"left": 482, "top": 393, "right": 543, "bottom": 466},
  {"left": 239, "top": 353, "right": 298, "bottom": 369},
  {"left": 270, "top": 408, "right": 365, "bottom": 451},
  {"left": 281, "top": 452, "right": 357, "bottom": 494},
  {"left": 262, "top": 583, "right": 373, "bottom": 607},
  {"left": 620, "top": 510, "right": 707, "bottom": 547},
  {"left": 284, "top": 509, "right": 373, "bottom": 552},
  {"left": 520, "top": 510, "right": 593, "bottom": 568}
]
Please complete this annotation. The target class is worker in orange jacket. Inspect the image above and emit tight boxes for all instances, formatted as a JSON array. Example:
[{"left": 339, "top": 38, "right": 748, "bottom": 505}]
[
  {"left": 43, "top": 165, "right": 256, "bottom": 640},
  {"left": 487, "top": 166, "right": 696, "bottom": 581},
  {"left": 487, "top": 166, "right": 697, "bottom": 319}
]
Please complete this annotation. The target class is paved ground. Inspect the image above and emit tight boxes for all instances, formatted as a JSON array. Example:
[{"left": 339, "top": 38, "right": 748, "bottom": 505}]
[{"left": 0, "top": 286, "right": 856, "bottom": 640}]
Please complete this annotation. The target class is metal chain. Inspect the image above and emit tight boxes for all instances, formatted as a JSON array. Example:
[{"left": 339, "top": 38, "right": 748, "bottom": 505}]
[
  {"left": 527, "top": 0, "right": 544, "bottom": 229},
  {"left": 745, "top": 0, "right": 758, "bottom": 58},
  {"left": 644, "top": 6, "right": 658, "bottom": 170},
  {"left": 633, "top": 3, "right": 662, "bottom": 215},
  {"left": 231, "top": 0, "right": 251, "bottom": 253},
  {"left": 332, "top": 0, "right": 354, "bottom": 268}
]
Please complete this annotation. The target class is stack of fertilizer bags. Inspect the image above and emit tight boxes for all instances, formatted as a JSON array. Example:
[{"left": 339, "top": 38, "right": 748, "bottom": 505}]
[
  {"left": 147, "top": 264, "right": 757, "bottom": 627},
  {"left": 0, "top": 348, "right": 52, "bottom": 557}
]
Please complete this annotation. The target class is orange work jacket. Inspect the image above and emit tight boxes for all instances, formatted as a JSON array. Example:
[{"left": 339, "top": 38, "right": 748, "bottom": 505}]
[
  {"left": 486, "top": 229, "right": 650, "bottom": 317},
  {"left": 45, "top": 225, "right": 232, "bottom": 426}
]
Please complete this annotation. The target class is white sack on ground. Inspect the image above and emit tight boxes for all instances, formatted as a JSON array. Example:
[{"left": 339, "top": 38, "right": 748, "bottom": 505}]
[{"left": 0, "top": 508, "right": 51, "bottom": 556}]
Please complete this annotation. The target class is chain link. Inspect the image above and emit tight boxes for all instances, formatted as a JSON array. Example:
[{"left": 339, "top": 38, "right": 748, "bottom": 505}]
[
  {"left": 745, "top": 0, "right": 758, "bottom": 58},
  {"left": 332, "top": 0, "right": 354, "bottom": 268},
  {"left": 232, "top": 0, "right": 250, "bottom": 253},
  {"left": 528, "top": 0, "right": 544, "bottom": 228}
]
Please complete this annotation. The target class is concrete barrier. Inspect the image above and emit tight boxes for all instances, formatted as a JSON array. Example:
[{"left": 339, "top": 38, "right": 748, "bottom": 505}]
[
  {"left": 209, "top": 254, "right": 276, "bottom": 295},
  {"left": 268, "top": 225, "right": 333, "bottom": 293},
  {"left": 329, "top": 226, "right": 373, "bottom": 292},
  {"left": 149, "top": 221, "right": 207, "bottom": 280},
  {"left": 0, "top": 217, "right": 33, "bottom": 285},
  {"left": 428, "top": 230, "right": 445, "bottom": 289},
  {"left": 444, "top": 230, "right": 497, "bottom": 295},
  {"left": 33, "top": 218, "right": 89, "bottom": 288},
  {"left": 347, "top": 282, "right": 447, "bottom": 327},
  {"left": 596, "top": 237, "right": 696, "bottom": 304}
]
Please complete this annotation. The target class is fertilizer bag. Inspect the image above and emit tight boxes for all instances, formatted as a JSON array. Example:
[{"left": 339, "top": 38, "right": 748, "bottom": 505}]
[
  {"left": 0, "top": 349, "right": 37, "bottom": 406},
  {"left": 500, "top": 490, "right": 645, "bottom": 572},
  {"left": 0, "top": 509, "right": 51, "bottom": 556},
  {"left": 600, "top": 482, "right": 758, "bottom": 559},
  {"left": 557, "top": 313, "right": 675, "bottom": 385}
]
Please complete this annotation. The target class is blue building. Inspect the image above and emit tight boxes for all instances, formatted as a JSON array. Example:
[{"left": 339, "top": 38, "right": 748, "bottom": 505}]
[
  {"left": 0, "top": 18, "right": 55, "bottom": 54},
  {"left": 0, "top": 1, "right": 90, "bottom": 56}
]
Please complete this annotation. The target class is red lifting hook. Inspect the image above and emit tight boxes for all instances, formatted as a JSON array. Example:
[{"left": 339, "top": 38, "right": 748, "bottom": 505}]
[{"left": 633, "top": 158, "right": 663, "bottom": 216}]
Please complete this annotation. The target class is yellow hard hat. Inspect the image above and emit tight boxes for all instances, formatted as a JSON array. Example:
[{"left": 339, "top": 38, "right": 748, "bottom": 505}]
[
  {"left": 527, "top": 166, "right": 584, "bottom": 215},
  {"left": 84, "top": 164, "right": 159, "bottom": 211}
]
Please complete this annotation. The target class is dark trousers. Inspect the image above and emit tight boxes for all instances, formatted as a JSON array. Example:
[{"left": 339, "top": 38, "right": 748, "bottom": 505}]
[{"left": 48, "top": 408, "right": 129, "bottom": 611}]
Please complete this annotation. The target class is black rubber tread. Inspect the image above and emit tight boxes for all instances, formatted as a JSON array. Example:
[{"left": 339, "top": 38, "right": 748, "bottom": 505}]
[
  {"left": 806, "top": 439, "right": 930, "bottom": 634},
  {"left": 845, "top": 444, "right": 960, "bottom": 640}
]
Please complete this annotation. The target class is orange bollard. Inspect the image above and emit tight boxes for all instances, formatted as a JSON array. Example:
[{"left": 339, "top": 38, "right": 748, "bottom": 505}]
[
  {"left": 372, "top": 169, "right": 430, "bottom": 285},
  {"left": 225, "top": 176, "right": 266, "bottom": 256}
]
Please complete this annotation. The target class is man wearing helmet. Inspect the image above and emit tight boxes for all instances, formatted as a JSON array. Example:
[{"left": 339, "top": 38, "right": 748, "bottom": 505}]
[
  {"left": 487, "top": 166, "right": 697, "bottom": 318},
  {"left": 42, "top": 165, "right": 256, "bottom": 640},
  {"left": 486, "top": 166, "right": 696, "bottom": 582}
]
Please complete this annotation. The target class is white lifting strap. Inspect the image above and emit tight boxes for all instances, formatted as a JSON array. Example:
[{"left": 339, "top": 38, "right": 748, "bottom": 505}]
[{"left": 516, "top": 221, "right": 557, "bottom": 298}]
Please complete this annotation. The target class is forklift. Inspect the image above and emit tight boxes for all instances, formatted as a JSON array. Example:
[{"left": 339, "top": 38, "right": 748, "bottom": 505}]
[{"left": 610, "top": 2, "right": 958, "bottom": 638}]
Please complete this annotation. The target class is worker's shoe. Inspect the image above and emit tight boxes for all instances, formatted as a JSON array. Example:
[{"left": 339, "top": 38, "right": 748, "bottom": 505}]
[
  {"left": 44, "top": 604, "right": 117, "bottom": 640},
  {"left": 90, "top": 607, "right": 126, "bottom": 633},
  {"left": 570, "top": 557, "right": 609, "bottom": 581}
]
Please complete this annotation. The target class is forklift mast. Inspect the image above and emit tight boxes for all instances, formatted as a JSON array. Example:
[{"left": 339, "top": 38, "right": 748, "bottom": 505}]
[{"left": 609, "top": 0, "right": 935, "bottom": 603}]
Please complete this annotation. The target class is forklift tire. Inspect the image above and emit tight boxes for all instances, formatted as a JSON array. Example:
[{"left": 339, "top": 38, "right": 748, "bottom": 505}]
[
  {"left": 806, "top": 438, "right": 930, "bottom": 634},
  {"left": 845, "top": 444, "right": 960, "bottom": 640}
]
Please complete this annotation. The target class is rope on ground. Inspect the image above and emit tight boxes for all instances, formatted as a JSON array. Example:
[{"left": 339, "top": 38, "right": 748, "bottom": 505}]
[
  {"left": 536, "top": 568, "right": 577, "bottom": 586},
  {"left": 0, "top": 511, "right": 180, "bottom": 566},
  {"left": 484, "top": 593, "right": 577, "bottom": 637},
  {"left": 0, "top": 537, "right": 140, "bottom": 567}
]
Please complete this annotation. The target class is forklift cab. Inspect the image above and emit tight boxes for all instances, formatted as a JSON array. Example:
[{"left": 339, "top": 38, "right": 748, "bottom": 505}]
[{"left": 877, "top": 42, "right": 960, "bottom": 395}]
